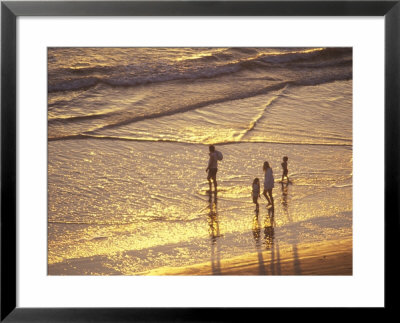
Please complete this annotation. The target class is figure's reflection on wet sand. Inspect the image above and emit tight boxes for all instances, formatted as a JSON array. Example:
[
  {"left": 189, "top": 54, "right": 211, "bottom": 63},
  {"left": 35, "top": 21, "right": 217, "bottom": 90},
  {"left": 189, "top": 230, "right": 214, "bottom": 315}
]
[
  {"left": 265, "top": 206, "right": 281, "bottom": 275},
  {"left": 251, "top": 182, "right": 304, "bottom": 276},
  {"left": 207, "top": 191, "right": 221, "bottom": 275},
  {"left": 281, "top": 182, "right": 289, "bottom": 213},
  {"left": 264, "top": 207, "right": 275, "bottom": 251},
  {"left": 205, "top": 181, "right": 302, "bottom": 275},
  {"left": 252, "top": 208, "right": 267, "bottom": 275},
  {"left": 281, "top": 182, "right": 301, "bottom": 275},
  {"left": 252, "top": 205, "right": 283, "bottom": 275}
]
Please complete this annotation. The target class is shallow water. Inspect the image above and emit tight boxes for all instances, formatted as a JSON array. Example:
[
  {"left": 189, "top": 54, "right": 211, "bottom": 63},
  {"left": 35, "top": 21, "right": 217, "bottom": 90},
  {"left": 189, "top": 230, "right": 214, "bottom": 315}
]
[
  {"left": 48, "top": 139, "right": 352, "bottom": 274},
  {"left": 48, "top": 48, "right": 352, "bottom": 275}
]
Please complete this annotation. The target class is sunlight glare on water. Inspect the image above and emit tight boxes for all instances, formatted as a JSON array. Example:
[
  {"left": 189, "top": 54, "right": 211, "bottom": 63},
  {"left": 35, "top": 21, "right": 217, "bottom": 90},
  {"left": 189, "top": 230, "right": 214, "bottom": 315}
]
[{"left": 48, "top": 47, "right": 352, "bottom": 275}]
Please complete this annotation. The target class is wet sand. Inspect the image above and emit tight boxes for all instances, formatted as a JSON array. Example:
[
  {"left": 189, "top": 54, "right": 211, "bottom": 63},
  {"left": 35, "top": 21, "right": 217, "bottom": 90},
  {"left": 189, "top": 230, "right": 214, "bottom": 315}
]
[
  {"left": 144, "top": 238, "right": 352, "bottom": 276},
  {"left": 48, "top": 139, "right": 352, "bottom": 275}
]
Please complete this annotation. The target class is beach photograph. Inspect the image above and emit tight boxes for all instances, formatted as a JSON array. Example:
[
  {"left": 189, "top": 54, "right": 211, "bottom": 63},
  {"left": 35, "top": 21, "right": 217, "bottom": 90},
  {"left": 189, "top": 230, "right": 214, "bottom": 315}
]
[{"left": 48, "top": 47, "right": 353, "bottom": 276}]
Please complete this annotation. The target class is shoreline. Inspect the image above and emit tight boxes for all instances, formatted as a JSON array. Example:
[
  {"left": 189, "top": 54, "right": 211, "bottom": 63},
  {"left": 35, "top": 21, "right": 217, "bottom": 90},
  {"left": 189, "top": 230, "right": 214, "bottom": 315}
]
[{"left": 143, "top": 238, "right": 352, "bottom": 276}]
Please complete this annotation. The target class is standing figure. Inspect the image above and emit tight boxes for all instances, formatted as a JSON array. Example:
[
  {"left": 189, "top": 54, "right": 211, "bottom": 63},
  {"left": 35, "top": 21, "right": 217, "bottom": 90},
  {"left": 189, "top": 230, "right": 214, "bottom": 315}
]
[
  {"left": 206, "top": 145, "right": 219, "bottom": 193},
  {"left": 263, "top": 161, "right": 275, "bottom": 207},
  {"left": 252, "top": 178, "right": 261, "bottom": 210},
  {"left": 281, "top": 156, "right": 289, "bottom": 183}
]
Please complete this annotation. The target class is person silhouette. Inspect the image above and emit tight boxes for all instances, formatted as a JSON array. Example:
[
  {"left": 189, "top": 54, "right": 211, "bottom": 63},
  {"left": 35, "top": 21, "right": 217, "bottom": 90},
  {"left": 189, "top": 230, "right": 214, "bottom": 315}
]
[
  {"left": 252, "top": 178, "right": 261, "bottom": 210},
  {"left": 205, "top": 145, "right": 219, "bottom": 193},
  {"left": 281, "top": 156, "right": 289, "bottom": 183},
  {"left": 263, "top": 161, "right": 275, "bottom": 207}
]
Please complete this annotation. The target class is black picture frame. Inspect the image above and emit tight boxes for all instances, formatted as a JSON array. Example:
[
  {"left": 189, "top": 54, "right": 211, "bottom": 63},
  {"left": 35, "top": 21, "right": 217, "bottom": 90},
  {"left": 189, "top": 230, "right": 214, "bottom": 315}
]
[{"left": 1, "top": 1, "right": 399, "bottom": 321}]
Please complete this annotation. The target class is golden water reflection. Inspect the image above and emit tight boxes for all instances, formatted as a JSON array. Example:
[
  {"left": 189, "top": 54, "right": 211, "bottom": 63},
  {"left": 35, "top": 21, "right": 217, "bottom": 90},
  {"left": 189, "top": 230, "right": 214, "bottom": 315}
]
[{"left": 207, "top": 191, "right": 221, "bottom": 275}]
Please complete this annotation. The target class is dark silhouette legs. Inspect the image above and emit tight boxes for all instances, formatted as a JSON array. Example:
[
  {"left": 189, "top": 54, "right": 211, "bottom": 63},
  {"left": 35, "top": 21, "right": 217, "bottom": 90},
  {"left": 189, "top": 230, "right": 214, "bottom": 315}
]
[
  {"left": 263, "top": 188, "right": 274, "bottom": 207},
  {"left": 207, "top": 169, "right": 218, "bottom": 193}
]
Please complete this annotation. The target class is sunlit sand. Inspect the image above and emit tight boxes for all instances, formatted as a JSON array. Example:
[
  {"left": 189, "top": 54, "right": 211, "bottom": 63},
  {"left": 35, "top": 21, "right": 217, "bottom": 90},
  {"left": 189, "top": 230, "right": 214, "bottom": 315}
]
[{"left": 145, "top": 238, "right": 352, "bottom": 276}]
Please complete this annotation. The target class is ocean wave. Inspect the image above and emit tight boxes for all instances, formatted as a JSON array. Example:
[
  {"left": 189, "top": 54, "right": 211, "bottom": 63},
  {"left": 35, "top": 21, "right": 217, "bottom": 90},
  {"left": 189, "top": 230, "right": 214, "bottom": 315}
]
[
  {"left": 48, "top": 47, "right": 352, "bottom": 93},
  {"left": 49, "top": 77, "right": 100, "bottom": 92},
  {"left": 48, "top": 63, "right": 241, "bottom": 93},
  {"left": 292, "top": 71, "right": 352, "bottom": 86},
  {"left": 48, "top": 72, "right": 351, "bottom": 130},
  {"left": 263, "top": 47, "right": 351, "bottom": 65},
  {"left": 48, "top": 82, "right": 290, "bottom": 127}
]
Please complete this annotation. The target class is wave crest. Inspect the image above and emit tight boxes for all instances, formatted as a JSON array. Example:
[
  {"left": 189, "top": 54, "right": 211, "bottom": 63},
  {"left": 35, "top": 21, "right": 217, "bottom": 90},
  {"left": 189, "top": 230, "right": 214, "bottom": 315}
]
[{"left": 48, "top": 47, "right": 352, "bottom": 93}]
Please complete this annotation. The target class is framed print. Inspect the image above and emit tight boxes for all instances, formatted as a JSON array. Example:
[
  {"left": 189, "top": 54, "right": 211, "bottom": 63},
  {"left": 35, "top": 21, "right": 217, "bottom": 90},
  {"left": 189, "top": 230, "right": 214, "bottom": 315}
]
[{"left": 1, "top": 0, "right": 399, "bottom": 321}]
